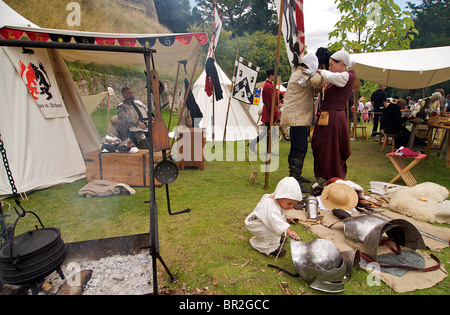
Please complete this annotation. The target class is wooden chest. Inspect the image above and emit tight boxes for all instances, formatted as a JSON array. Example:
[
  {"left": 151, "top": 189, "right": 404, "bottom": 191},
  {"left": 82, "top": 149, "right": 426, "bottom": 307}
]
[{"left": 84, "top": 149, "right": 164, "bottom": 187}]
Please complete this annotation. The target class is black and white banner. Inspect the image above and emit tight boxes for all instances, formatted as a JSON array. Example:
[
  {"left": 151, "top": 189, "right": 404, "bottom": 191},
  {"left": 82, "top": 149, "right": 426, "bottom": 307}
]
[{"left": 232, "top": 58, "right": 260, "bottom": 105}]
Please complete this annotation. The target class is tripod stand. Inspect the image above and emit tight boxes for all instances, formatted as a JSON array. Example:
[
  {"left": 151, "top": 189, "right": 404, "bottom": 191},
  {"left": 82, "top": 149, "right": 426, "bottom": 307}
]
[{"left": 143, "top": 47, "right": 179, "bottom": 295}]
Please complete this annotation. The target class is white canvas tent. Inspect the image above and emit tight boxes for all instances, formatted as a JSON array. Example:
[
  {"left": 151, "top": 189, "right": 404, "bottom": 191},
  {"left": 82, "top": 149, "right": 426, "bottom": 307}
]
[
  {"left": 0, "top": 1, "right": 206, "bottom": 196},
  {"left": 193, "top": 63, "right": 258, "bottom": 142},
  {"left": 350, "top": 46, "right": 450, "bottom": 89}
]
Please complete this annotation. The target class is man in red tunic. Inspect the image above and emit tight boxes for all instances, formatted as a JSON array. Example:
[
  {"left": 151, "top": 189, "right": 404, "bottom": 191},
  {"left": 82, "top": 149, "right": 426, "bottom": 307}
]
[{"left": 249, "top": 68, "right": 280, "bottom": 154}]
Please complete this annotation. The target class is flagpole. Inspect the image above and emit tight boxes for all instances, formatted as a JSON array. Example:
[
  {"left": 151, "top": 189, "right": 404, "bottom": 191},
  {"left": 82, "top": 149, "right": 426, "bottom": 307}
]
[
  {"left": 212, "top": 89, "right": 215, "bottom": 148},
  {"left": 223, "top": 48, "right": 239, "bottom": 145},
  {"left": 265, "top": 0, "right": 284, "bottom": 190},
  {"left": 168, "top": 61, "right": 182, "bottom": 132},
  {"left": 170, "top": 48, "right": 202, "bottom": 150}
]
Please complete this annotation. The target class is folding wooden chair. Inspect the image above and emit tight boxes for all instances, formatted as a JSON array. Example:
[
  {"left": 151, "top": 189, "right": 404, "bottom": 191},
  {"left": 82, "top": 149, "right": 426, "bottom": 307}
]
[{"left": 386, "top": 153, "right": 427, "bottom": 187}]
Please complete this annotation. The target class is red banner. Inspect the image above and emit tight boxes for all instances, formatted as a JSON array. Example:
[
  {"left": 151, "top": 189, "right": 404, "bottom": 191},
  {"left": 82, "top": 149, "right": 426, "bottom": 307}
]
[
  {"left": 26, "top": 31, "right": 50, "bottom": 42},
  {"left": 95, "top": 37, "right": 116, "bottom": 46},
  {"left": 117, "top": 38, "right": 137, "bottom": 47},
  {"left": 0, "top": 28, "right": 24, "bottom": 40}
]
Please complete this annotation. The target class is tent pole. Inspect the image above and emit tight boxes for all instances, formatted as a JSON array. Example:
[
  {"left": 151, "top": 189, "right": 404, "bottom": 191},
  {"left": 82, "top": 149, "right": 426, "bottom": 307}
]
[
  {"left": 170, "top": 48, "right": 202, "bottom": 151},
  {"left": 167, "top": 61, "right": 182, "bottom": 132},
  {"left": 223, "top": 48, "right": 239, "bottom": 145},
  {"left": 212, "top": 90, "right": 216, "bottom": 148},
  {"left": 107, "top": 93, "right": 110, "bottom": 129},
  {"left": 0, "top": 39, "right": 147, "bottom": 54},
  {"left": 265, "top": 0, "right": 284, "bottom": 190}
]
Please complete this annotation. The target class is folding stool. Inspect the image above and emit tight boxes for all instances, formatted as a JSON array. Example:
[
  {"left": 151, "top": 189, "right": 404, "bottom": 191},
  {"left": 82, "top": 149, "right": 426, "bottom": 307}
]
[{"left": 386, "top": 153, "right": 427, "bottom": 187}]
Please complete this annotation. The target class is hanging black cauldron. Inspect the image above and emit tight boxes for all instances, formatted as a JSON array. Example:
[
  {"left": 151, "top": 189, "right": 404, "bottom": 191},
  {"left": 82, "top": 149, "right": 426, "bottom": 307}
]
[
  {"left": 0, "top": 209, "right": 66, "bottom": 285},
  {"left": 0, "top": 135, "right": 66, "bottom": 286}
]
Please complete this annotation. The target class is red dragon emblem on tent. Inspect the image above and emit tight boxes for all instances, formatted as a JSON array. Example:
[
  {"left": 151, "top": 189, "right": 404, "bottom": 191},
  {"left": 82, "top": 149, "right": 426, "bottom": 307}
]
[{"left": 18, "top": 60, "right": 52, "bottom": 101}]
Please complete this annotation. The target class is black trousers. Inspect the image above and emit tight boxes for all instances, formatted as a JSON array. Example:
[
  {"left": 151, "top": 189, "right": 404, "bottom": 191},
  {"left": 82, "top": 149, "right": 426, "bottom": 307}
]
[
  {"left": 289, "top": 126, "right": 308, "bottom": 155},
  {"left": 372, "top": 112, "right": 382, "bottom": 135}
]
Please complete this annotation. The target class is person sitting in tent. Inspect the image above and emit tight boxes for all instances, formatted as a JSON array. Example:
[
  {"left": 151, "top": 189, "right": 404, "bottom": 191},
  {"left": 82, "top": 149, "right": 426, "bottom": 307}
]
[
  {"left": 108, "top": 87, "right": 150, "bottom": 149},
  {"left": 413, "top": 92, "right": 442, "bottom": 120},
  {"left": 248, "top": 68, "right": 281, "bottom": 155},
  {"left": 380, "top": 97, "right": 426, "bottom": 149},
  {"left": 380, "top": 97, "right": 409, "bottom": 148}
]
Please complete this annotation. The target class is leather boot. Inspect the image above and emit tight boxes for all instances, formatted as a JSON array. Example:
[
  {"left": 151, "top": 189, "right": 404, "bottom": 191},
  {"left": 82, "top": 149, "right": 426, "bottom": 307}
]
[{"left": 288, "top": 153, "right": 311, "bottom": 194}]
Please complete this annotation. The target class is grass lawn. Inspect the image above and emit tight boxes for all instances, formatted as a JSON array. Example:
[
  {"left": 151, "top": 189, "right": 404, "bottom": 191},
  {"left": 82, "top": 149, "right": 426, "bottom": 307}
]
[{"left": 2, "top": 109, "right": 449, "bottom": 295}]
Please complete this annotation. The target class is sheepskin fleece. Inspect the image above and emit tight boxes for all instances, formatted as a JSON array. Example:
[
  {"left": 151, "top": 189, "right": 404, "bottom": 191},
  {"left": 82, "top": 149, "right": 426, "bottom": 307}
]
[{"left": 389, "top": 182, "right": 450, "bottom": 223}]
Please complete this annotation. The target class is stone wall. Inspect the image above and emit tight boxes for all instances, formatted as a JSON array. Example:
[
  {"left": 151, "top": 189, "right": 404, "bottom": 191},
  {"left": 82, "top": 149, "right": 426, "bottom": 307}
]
[{"left": 116, "top": 0, "right": 158, "bottom": 20}]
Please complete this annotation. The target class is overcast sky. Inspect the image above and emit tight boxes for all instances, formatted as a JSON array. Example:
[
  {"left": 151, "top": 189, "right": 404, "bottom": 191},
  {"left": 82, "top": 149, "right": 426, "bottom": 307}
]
[
  {"left": 190, "top": 0, "right": 422, "bottom": 52},
  {"left": 303, "top": 0, "right": 422, "bottom": 52}
]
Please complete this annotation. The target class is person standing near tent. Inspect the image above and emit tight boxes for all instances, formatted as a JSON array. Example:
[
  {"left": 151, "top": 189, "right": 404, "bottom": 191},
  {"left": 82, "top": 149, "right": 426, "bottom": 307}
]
[
  {"left": 311, "top": 50, "right": 356, "bottom": 181},
  {"left": 370, "top": 84, "right": 388, "bottom": 138},
  {"left": 109, "top": 87, "right": 150, "bottom": 149},
  {"left": 249, "top": 68, "right": 281, "bottom": 155},
  {"left": 281, "top": 53, "right": 324, "bottom": 194}
]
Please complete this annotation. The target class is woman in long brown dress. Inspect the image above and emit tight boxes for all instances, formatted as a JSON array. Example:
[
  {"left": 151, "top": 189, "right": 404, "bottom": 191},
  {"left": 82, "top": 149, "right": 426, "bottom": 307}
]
[{"left": 312, "top": 50, "right": 356, "bottom": 181}]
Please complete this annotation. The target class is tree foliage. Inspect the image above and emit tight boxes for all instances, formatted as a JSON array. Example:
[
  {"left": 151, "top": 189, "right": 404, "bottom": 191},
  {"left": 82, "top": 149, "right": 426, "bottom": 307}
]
[
  {"left": 188, "top": 22, "right": 291, "bottom": 82},
  {"left": 154, "top": 0, "right": 195, "bottom": 32},
  {"left": 216, "top": 30, "right": 292, "bottom": 83},
  {"left": 195, "top": 0, "right": 278, "bottom": 36},
  {"left": 328, "top": 0, "right": 418, "bottom": 53},
  {"left": 407, "top": 0, "right": 450, "bottom": 49}
]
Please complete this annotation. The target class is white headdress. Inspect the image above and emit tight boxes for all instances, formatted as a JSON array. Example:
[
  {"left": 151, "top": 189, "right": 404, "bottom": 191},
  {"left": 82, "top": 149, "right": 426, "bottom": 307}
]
[{"left": 331, "top": 50, "right": 355, "bottom": 68}]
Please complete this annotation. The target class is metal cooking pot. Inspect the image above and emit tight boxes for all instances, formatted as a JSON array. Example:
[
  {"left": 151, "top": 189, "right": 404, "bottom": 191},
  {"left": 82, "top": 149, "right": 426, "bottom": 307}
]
[{"left": 0, "top": 210, "right": 66, "bottom": 285}]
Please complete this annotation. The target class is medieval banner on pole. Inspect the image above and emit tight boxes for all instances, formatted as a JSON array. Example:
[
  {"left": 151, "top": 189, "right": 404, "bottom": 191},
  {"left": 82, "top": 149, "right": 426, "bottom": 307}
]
[
  {"left": 275, "top": 0, "right": 305, "bottom": 67},
  {"left": 207, "top": 0, "right": 223, "bottom": 59},
  {"left": 232, "top": 58, "right": 260, "bottom": 105}
]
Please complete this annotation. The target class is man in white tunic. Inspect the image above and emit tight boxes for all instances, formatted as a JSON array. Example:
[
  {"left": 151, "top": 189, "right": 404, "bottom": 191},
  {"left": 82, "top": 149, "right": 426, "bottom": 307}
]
[{"left": 245, "top": 177, "right": 302, "bottom": 257}]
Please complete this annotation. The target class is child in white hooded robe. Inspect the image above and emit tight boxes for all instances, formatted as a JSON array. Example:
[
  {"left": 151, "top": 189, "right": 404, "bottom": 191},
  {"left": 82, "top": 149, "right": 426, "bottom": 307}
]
[{"left": 245, "top": 177, "right": 302, "bottom": 256}]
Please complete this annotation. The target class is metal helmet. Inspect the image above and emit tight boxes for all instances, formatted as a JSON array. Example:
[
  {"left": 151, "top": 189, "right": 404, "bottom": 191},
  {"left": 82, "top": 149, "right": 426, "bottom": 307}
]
[
  {"left": 344, "top": 215, "right": 426, "bottom": 261},
  {"left": 290, "top": 239, "right": 347, "bottom": 293}
]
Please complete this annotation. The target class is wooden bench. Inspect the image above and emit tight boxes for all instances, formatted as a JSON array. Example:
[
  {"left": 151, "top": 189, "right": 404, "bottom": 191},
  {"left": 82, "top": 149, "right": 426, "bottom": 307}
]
[{"left": 355, "top": 126, "right": 368, "bottom": 141}]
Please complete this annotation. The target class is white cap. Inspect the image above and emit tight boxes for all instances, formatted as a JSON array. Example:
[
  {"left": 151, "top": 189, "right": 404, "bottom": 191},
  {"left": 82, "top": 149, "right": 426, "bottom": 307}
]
[{"left": 331, "top": 50, "right": 356, "bottom": 68}]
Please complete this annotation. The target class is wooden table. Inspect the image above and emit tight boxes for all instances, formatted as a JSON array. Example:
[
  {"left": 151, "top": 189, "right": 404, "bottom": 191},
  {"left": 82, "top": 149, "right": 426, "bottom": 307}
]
[
  {"left": 425, "top": 122, "right": 450, "bottom": 168},
  {"left": 407, "top": 120, "right": 429, "bottom": 150}
]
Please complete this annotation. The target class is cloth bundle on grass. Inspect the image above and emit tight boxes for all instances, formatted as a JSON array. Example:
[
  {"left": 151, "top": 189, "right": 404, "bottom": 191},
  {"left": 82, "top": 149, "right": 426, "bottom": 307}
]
[{"left": 78, "top": 180, "right": 136, "bottom": 198}]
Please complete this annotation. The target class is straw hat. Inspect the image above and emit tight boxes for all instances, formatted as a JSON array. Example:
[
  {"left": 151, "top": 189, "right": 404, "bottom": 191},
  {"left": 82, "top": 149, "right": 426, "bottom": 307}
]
[
  {"left": 397, "top": 98, "right": 408, "bottom": 106},
  {"left": 321, "top": 183, "right": 359, "bottom": 211}
]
